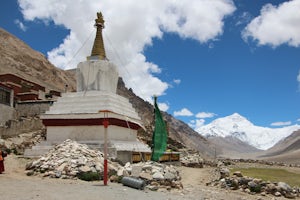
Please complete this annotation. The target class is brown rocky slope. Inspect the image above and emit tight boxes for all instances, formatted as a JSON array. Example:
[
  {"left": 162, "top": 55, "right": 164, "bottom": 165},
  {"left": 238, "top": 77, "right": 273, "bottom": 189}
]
[
  {"left": 0, "top": 28, "right": 76, "bottom": 92},
  {"left": 258, "top": 130, "right": 300, "bottom": 164}
]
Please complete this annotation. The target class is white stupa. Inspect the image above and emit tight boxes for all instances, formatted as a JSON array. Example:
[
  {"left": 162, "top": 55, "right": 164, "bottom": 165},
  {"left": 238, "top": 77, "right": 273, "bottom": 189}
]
[{"left": 26, "top": 12, "right": 150, "bottom": 163}]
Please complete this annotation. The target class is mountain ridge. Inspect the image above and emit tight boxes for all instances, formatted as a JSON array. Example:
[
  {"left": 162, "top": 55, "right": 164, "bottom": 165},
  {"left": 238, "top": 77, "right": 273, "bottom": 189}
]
[{"left": 197, "top": 113, "right": 300, "bottom": 150}]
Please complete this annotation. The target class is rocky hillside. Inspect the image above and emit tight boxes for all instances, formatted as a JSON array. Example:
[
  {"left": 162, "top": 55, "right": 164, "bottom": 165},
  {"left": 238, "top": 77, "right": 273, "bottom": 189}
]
[
  {"left": 208, "top": 136, "right": 262, "bottom": 158},
  {"left": 0, "top": 28, "right": 215, "bottom": 157},
  {"left": 258, "top": 130, "right": 300, "bottom": 164},
  {"left": 0, "top": 28, "right": 76, "bottom": 92}
]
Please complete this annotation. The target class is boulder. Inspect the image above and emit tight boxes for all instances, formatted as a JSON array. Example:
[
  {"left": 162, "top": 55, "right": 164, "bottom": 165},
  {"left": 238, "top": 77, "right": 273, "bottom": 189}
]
[
  {"left": 219, "top": 167, "right": 230, "bottom": 179},
  {"left": 233, "top": 171, "right": 243, "bottom": 177}
]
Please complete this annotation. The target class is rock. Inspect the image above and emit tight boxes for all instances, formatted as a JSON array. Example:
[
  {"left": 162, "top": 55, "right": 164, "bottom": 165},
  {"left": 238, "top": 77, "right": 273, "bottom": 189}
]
[
  {"left": 55, "top": 171, "right": 62, "bottom": 178},
  {"left": 244, "top": 188, "right": 251, "bottom": 194},
  {"left": 274, "top": 191, "right": 282, "bottom": 197},
  {"left": 180, "top": 153, "right": 204, "bottom": 168},
  {"left": 217, "top": 161, "right": 224, "bottom": 167},
  {"left": 142, "top": 164, "right": 152, "bottom": 171},
  {"left": 277, "top": 182, "right": 292, "bottom": 192},
  {"left": 260, "top": 192, "right": 266, "bottom": 196},
  {"left": 146, "top": 185, "right": 159, "bottom": 191},
  {"left": 110, "top": 175, "right": 120, "bottom": 183},
  {"left": 131, "top": 166, "right": 142, "bottom": 177},
  {"left": 266, "top": 183, "right": 277, "bottom": 194},
  {"left": 25, "top": 162, "right": 33, "bottom": 170},
  {"left": 219, "top": 167, "right": 230, "bottom": 179},
  {"left": 231, "top": 178, "right": 239, "bottom": 190},
  {"left": 152, "top": 171, "right": 164, "bottom": 180},
  {"left": 79, "top": 166, "right": 91, "bottom": 173},
  {"left": 117, "top": 168, "right": 125, "bottom": 176},
  {"left": 233, "top": 171, "right": 243, "bottom": 177},
  {"left": 56, "top": 163, "right": 67, "bottom": 172},
  {"left": 248, "top": 181, "right": 261, "bottom": 193},
  {"left": 139, "top": 172, "right": 152, "bottom": 181},
  {"left": 164, "top": 172, "right": 176, "bottom": 180},
  {"left": 219, "top": 178, "right": 227, "bottom": 188},
  {"left": 171, "top": 180, "right": 183, "bottom": 189},
  {"left": 284, "top": 192, "right": 296, "bottom": 199},
  {"left": 238, "top": 177, "right": 252, "bottom": 186},
  {"left": 26, "top": 170, "right": 34, "bottom": 176},
  {"left": 253, "top": 178, "right": 262, "bottom": 184}
]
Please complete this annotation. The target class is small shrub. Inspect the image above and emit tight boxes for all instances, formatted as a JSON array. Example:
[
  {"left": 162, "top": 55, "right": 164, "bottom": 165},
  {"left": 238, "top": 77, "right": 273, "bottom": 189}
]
[
  {"left": 11, "top": 148, "right": 18, "bottom": 155},
  {"left": 249, "top": 184, "right": 261, "bottom": 193},
  {"left": 77, "top": 171, "right": 101, "bottom": 181},
  {"left": 3, "top": 148, "right": 11, "bottom": 154}
]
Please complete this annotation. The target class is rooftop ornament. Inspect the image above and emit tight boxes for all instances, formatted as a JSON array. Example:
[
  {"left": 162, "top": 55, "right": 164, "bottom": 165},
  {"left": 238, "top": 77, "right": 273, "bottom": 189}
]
[{"left": 88, "top": 12, "right": 107, "bottom": 60}]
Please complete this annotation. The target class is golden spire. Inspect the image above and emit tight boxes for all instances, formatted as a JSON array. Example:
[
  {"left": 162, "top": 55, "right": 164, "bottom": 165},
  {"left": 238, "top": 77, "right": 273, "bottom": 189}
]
[{"left": 88, "top": 12, "right": 106, "bottom": 60}]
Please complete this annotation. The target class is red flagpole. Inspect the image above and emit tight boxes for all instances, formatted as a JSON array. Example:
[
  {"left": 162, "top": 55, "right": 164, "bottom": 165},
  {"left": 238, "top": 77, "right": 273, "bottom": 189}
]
[{"left": 103, "top": 113, "right": 109, "bottom": 186}]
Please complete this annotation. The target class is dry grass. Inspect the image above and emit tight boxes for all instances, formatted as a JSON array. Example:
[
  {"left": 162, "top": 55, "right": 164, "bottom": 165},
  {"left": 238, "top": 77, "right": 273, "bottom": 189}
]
[{"left": 230, "top": 167, "right": 300, "bottom": 187}]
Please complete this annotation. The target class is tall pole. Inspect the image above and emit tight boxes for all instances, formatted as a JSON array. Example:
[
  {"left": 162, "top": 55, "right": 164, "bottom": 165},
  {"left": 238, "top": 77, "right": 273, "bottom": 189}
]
[{"left": 103, "top": 112, "right": 109, "bottom": 186}]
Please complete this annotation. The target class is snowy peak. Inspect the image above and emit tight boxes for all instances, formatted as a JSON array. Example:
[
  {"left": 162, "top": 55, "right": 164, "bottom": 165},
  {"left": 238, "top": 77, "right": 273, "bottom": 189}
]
[
  {"left": 197, "top": 113, "right": 300, "bottom": 150},
  {"left": 200, "top": 113, "right": 253, "bottom": 138},
  {"left": 217, "top": 113, "right": 254, "bottom": 127},
  {"left": 227, "top": 113, "right": 252, "bottom": 123}
]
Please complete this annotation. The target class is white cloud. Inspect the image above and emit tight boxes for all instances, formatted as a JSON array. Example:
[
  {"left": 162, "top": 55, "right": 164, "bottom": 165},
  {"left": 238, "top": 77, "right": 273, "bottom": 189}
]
[
  {"left": 297, "top": 118, "right": 300, "bottom": 122},
  {"left": 196, "top": 112, "right": 216, "bottom": 118},
  {"left": 242, "top": 0, "right": 300, "bottom": 47},
  {"left": 173, "top": 79, "right": 181, "bottom": 85},
  {"left": 158, "top": 102, "right": 169, "bottom": 112},
  {"left": 236, "top": 12, "right": 252, "bottom": 26},
  {"left": 18, "top": 0, "right": 236, "bottom": 102},
  {"left": 270, "top": 121, "right": 292, "bottom": 126},
  {"left": 174, "top": 108, "right": 193, "bottom": 117},
  {"left": 189, "top": 119, "right": 205, "bottom": 130},
  {"left": 14, "top": 19, "right": 27, "bottom": 31}
]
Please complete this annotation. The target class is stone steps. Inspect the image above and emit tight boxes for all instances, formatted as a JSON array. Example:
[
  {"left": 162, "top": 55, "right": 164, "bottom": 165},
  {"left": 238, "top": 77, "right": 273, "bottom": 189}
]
[{"left": 45, "top": 92, "right": 140, "bottom": 119}]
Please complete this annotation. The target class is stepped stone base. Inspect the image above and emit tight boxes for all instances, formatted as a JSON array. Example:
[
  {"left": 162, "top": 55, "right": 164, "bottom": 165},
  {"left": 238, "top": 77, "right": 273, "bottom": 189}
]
[
  {"left": 24, "top": 140, "right": 151, "bottom": 163},
  {"left": 44, "top": 90, "right": 141, "bottom": 120},
  {"left": 39, "top": 89, "right": 144, "bottom": 148}
]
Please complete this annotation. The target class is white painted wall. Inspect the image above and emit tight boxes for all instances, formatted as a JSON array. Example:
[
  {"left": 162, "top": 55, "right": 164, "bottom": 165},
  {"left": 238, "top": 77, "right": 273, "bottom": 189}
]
[
  {"left": 46, "top": 125, "right": 137, "bottom": 142},
  {"left": 77, "top": 60, "right": 119, "bottom": 93}
]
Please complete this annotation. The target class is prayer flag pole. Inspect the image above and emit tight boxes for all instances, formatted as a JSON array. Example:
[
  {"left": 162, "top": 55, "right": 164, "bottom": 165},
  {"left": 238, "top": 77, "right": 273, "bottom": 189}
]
[{"left": 101, "top": 111, "right": 109, "bottom": 186}]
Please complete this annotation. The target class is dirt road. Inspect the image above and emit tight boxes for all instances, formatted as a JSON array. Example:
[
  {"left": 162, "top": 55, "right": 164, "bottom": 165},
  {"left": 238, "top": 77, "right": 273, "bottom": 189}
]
[{"left": 0, "top": 155, "right": 286, "bottom": 200}]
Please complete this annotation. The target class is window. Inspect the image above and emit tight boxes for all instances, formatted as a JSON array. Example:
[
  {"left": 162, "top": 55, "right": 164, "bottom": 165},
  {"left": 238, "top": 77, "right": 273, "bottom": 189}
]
[{"left": 0, "top": 87, "right": 11, "bottom": 106}]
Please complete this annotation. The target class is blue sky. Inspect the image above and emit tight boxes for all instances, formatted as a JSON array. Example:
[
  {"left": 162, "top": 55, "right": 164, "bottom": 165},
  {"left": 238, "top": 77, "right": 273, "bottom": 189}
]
[{"left": 1, "top": 0, "right": 300, "bottom": 129}]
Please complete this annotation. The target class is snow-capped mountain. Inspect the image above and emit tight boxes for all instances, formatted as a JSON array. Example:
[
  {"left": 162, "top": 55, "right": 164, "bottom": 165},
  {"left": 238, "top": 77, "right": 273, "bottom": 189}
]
[{"left": 197, "top": 113, "right": 300, "bottom": 150}]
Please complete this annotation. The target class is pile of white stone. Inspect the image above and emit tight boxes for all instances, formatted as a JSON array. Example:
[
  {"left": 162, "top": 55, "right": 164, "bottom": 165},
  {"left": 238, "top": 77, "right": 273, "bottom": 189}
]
[
  {"left": 113, "top": 161, "right": 182, "bottom": 191},
  {"left": 1, "top": 130, "right": 45, "bottom": 154},
  {"left": 25, "top": 139, "right": 183, "bottom": 191},
  {"left": 25, "top": 139, "right": 120, "bottom": 179},
  {"left": 180, "top": 153, "right": 204, "bottom": 168}
]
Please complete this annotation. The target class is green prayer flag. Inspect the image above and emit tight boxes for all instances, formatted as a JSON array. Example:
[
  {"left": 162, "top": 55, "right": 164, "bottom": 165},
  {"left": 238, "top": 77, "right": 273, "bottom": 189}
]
[{"left": 151, "top": 96, "right": 167, "bottom": 161}]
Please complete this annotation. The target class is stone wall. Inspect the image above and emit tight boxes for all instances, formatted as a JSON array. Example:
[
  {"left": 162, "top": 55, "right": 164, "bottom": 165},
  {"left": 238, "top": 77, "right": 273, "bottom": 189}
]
[
  {"left": 0, "top": 117, "right": 44, "bottom": 138},
  {"left": 16, "top": 101, "right": 52, "bottom": 117},
  {"left": 0, "top": 104, "right": 16, "bottom": 125}
]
